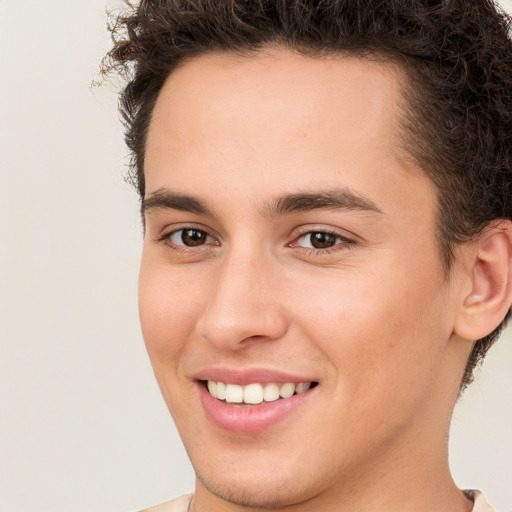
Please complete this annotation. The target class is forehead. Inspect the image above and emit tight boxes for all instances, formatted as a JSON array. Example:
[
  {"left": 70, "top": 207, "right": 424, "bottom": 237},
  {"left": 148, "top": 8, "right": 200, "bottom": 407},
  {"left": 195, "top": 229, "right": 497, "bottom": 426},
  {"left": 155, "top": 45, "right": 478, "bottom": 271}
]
[
  {"left": 145, "top": 48, "right": 431, "bottom": 225},
  {"left": 146, "top": 48, "right": 411, "bottom": 172}
]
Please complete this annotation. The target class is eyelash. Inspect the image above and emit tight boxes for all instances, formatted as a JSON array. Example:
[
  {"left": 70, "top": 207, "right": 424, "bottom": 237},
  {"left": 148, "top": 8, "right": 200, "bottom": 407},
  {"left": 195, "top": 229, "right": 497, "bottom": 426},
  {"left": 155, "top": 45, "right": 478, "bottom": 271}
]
[
  {"left": 156, "top": 227, "right": 355, "bottom": 256},
  {"left": 156, "top": 227, "right": 218, "bottom": 253},
  {"left": 290, "top": 229, "right": 355, "bottom": 255}
]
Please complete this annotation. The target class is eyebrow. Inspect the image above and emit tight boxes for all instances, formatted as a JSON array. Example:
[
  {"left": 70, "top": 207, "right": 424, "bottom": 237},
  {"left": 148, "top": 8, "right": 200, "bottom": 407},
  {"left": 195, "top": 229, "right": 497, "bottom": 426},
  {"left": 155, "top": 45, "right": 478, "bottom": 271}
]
[
  {"left": 142, "top": 189, "right": 213, "bottom": 216},
  {"left": 141, "top": 187, "right": 383, "bottom": 218},
  {"left": 265, "top": 188, "right": 383, "bottom": 217}
]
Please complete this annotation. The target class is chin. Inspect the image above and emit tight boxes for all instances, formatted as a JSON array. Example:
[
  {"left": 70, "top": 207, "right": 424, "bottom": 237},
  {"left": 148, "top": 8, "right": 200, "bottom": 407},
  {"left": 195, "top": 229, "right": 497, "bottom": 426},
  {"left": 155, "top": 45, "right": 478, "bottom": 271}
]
[{"left": 196, "top": 469, "right": 314, "bottom": 509}]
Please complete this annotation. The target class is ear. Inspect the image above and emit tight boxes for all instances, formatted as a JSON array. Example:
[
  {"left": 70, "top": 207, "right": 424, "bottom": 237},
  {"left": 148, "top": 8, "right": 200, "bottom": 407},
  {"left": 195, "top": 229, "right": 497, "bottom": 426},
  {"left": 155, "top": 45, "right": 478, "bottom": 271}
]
[{"left": 454, "top": 221, "right": 512, "bottom": 341}]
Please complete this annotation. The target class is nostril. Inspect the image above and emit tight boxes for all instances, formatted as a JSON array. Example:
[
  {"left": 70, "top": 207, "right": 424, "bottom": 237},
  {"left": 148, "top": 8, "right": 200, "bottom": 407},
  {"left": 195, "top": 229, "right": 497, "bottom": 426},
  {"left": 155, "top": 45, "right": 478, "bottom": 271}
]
[{"left": 245, "top": 334, "right": 266, "bottom": 341}]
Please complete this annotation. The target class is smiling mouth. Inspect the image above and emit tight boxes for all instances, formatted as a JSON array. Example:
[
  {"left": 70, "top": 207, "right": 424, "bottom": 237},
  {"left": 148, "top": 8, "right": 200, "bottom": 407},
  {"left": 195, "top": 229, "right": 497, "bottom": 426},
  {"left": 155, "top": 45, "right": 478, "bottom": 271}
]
[{"left": 204, "top": 380, "right": 318, "bottom": 406}]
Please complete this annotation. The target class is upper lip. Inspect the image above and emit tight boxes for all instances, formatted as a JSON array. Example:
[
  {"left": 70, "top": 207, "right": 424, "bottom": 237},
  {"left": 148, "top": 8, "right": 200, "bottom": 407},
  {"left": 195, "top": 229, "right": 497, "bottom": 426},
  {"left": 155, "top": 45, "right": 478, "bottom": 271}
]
[{"left": 193, "top": 367, "right": 318, "bottom": 386}]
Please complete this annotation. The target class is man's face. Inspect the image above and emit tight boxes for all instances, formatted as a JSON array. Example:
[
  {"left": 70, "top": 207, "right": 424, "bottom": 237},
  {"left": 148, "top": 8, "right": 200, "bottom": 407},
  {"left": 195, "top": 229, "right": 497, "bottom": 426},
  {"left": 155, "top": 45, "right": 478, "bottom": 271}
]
[{"left": 140, "top": 49, "right": 468, "bottom": 508}]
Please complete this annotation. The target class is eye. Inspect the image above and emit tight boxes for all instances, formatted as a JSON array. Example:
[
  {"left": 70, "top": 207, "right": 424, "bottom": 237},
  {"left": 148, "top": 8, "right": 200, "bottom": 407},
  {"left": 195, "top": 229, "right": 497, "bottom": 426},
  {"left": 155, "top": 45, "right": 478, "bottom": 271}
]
[
  {"left": 168, "top": 228, "right": 215, "bottom": 247},
  {"left": 296, "top": 231, "right": 349, "bottom": 250}
]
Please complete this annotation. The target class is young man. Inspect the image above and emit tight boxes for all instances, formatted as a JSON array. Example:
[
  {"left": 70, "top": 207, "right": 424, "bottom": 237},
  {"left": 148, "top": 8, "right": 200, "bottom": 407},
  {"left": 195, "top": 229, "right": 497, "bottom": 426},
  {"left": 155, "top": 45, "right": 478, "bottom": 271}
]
[{"left": 104, "top": 1, "right": 512, "bottom": 511}]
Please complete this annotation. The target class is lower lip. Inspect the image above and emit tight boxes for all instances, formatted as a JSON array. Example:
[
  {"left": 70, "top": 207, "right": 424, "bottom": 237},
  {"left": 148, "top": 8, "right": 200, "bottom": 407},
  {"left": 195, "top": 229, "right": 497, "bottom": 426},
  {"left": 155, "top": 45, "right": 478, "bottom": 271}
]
[{"left": 198, "top": 384, "right": 315, "bottom": 434}]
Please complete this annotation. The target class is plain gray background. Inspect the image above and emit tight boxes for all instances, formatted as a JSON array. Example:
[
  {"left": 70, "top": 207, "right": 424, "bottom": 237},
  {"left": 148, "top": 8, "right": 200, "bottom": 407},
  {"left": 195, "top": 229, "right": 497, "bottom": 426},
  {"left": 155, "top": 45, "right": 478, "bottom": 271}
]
[{"left": 1, "top": 1, "right": 511, "bottom": 511}]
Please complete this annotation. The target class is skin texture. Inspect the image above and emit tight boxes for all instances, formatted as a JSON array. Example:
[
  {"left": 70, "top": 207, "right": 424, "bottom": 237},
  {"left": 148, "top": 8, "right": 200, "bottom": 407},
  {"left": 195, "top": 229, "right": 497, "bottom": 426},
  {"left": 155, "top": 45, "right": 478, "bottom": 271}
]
[{"left": 138, "top": 49, "right": 492, "bottom": 512}]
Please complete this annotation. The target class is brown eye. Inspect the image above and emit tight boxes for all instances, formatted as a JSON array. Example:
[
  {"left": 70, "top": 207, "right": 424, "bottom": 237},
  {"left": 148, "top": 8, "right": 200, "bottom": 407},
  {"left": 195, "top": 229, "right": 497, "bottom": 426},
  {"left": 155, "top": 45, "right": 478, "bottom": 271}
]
[
  {"left": 296, "top": 231, "right": 346, "bottom": 250},
  {"left": 310, "top": 232, "right": 337, "bottom": 248},
  {"left": 182, "top": 229, "right": 207, "bottom": 246},
  {"left": 169, "top": 228, "right": 213, "bottom": 247}
]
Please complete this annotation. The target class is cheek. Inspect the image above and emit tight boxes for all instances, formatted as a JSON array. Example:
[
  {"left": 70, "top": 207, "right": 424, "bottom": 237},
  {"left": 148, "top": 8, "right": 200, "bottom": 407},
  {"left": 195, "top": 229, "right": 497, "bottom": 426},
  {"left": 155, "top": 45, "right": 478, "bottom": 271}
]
[
  {"left": 138, "top": 260, "right": 207, "bottom": 421},
  {"left": 290, "top": 262, "right": 451, "bottom": 397},
  {"left": 138, "top": 259, "right": 200, "bottom": 363}
]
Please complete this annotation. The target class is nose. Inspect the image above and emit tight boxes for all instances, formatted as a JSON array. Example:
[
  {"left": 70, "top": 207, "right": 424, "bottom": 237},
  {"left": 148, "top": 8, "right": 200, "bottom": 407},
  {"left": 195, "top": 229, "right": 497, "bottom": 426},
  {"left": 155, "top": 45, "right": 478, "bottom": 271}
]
[{"left": 195, "top": 247, "right": 289, "bottom": 351}]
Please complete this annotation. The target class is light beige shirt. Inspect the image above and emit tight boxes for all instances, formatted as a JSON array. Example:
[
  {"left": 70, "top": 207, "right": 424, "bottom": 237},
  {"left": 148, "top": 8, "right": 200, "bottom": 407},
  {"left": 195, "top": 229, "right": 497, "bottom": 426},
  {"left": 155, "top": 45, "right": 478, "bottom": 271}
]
[
  {"left": 465, "top": 490, "right": 496, "bottom": 512},
  {"left": 140, "top": 490, "right": 495, "bottom": 511},
  {"left": 139, "top": 494, "right": 192, "bottom": 512}
]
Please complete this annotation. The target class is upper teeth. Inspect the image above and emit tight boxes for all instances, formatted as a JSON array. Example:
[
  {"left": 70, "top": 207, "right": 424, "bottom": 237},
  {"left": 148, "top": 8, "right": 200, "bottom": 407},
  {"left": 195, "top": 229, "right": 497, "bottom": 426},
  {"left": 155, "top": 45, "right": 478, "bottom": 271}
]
[{"left": 207, "top": 381, "right": 312, "bottom": 405}]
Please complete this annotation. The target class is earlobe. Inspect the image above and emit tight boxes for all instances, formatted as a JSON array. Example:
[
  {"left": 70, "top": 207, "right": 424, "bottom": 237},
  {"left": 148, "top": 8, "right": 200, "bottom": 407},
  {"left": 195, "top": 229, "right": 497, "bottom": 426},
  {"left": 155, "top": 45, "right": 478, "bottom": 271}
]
[{"left": 454, "top": 221, "right": 512, "bottom": 340}]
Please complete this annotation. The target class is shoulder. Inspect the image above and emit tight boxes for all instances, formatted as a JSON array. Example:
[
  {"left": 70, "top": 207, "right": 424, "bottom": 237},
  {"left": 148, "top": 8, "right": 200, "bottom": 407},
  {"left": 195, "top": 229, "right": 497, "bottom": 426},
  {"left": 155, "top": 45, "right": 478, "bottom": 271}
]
[{"left": 138, "top": 493, "right": 193, "bottom": 512}]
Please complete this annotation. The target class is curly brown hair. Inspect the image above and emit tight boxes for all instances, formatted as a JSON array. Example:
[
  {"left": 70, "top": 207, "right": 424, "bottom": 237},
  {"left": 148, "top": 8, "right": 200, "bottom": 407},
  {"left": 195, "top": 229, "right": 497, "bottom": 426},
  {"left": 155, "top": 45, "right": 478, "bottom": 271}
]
[{"left": 102, "top": 0, "right": 512, "bottom": 389}]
